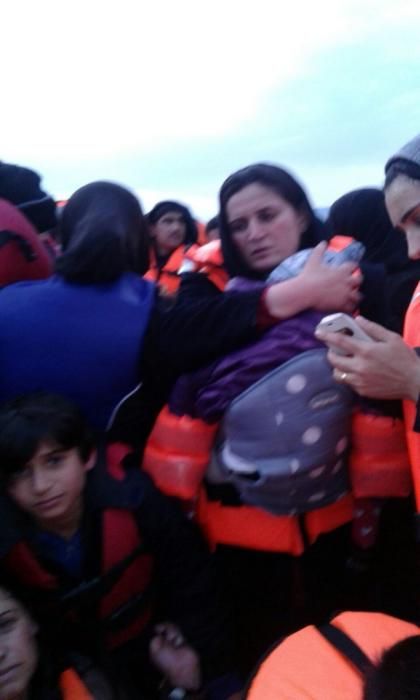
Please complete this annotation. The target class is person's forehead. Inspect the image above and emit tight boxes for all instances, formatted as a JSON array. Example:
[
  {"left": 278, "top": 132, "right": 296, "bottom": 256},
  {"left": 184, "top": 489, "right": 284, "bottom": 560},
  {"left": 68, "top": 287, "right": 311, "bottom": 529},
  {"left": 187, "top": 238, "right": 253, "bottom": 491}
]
[
  {"left": 31, "top": 440, "right": 62, "bottom": 461},
  {"left": 159, "top": 211, "right": 184, "bottom": 222},
  {"left": 385, "top": 176, "right": 420, "bottom": 226},
  {"left": 0, "top": 589, "right": 19, "bottom": 614},
  {"left": 227, "top": 183, "right": 286, "bottom": 219}
]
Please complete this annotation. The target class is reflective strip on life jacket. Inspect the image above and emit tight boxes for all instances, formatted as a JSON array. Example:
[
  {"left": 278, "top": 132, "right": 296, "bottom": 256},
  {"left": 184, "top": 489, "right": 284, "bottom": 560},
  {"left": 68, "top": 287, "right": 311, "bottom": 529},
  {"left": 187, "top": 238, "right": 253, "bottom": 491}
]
[
  {"left": 245, "top": 612, "right": 420, "bottom": 700},
  {"left": 143, "top": 406, "right": 218, "bottom": 501},
  {"left": 59, "top": 668, "right": 93, "bottom": 699},
  {"left": 403, "top": 282, "right": 420, "bottom": 512},
  {"left": 196, "top": 488, "right": 305, "bottom": 555}
]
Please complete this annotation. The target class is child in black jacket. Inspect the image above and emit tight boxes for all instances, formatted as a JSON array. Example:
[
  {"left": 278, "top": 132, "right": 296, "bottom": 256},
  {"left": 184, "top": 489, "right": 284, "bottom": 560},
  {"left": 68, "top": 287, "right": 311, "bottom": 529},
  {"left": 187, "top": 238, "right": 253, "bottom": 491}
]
[{"left": 0, "top": 393, "right": 239, "bottom": 699}]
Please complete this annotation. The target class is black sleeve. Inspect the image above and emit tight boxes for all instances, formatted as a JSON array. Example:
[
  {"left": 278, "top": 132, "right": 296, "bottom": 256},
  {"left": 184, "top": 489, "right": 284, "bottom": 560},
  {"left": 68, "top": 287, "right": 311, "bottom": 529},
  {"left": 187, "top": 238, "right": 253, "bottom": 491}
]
[
  {"left": 109, "top": 275, "right": 262, "bottom": 449},
  {"left": 143, "top": 272, "right": 262, "bottom": 376},
  {"left": 359, "top": 262, "right": 388, "bottom": 326},
  {"left": 134, "top": 472, "right": 235, "bottom": 682}
]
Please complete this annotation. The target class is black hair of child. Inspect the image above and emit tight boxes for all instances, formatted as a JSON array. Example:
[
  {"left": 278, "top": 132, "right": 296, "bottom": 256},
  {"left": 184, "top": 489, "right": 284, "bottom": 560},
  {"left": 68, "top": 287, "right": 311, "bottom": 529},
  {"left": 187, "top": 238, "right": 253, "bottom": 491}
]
[
  {"left": 0, "top": 392, "right": 94, "bottom": 483},
  {"left": 363, "top": 635, "right": 420, "bottom": 700}
]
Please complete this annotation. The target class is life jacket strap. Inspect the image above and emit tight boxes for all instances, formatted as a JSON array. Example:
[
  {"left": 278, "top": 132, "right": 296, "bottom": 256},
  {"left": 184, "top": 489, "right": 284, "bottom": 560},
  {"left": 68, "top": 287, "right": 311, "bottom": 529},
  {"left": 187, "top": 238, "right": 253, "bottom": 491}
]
[{"left": 317, "top": 622, "right": 374, "bottom": 675}]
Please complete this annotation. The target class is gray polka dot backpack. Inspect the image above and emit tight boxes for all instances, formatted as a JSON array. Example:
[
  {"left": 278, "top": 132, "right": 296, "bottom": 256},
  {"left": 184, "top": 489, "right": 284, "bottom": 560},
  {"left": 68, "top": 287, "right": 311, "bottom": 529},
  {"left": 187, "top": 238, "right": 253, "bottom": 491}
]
[{"left": 208, "top": 348, "right": 354, "bottom": 515}]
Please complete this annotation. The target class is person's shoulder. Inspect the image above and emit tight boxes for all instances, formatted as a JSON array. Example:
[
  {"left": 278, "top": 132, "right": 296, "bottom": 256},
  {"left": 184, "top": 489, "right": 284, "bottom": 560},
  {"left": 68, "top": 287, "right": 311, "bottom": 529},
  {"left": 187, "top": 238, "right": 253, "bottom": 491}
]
[
  {"left": 0, "top": 277, "right": 49, "bottom": 296},
  {"left": 87, "top": 450, "right": 159, "bottom": 511},
  {"left": 178, "top": 271, "right": 223, "bottom": 299}
]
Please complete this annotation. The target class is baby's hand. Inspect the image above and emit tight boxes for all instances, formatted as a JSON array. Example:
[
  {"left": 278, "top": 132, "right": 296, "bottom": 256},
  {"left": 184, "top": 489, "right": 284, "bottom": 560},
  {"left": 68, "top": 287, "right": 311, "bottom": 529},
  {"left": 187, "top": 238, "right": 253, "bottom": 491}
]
[
  {"left": 301, "top": 242, "right": 362, "bottom": 313},
  {"left": 150, "top": 622, "right": 201, "bottom": 691}
]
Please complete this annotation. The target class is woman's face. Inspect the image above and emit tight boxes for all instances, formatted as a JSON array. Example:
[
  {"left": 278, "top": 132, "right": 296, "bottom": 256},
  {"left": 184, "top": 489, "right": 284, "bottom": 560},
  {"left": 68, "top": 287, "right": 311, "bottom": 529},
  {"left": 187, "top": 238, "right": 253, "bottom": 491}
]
[
  {"left": 385, "top": 175, "right": 420, "bottom": 260},
  {"left": 226, "top": 183, "right": 308, "bottom": 273},
  {"left": 0, "top": 590, "right": 38, "bottom": 700}
]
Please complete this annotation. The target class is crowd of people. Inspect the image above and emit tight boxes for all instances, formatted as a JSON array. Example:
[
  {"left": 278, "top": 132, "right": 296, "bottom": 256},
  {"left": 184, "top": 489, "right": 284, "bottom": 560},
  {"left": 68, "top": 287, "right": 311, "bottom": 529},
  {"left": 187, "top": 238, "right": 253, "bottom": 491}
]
[{"left": 0, "top": 133, "right": 419, "bottom": 698}]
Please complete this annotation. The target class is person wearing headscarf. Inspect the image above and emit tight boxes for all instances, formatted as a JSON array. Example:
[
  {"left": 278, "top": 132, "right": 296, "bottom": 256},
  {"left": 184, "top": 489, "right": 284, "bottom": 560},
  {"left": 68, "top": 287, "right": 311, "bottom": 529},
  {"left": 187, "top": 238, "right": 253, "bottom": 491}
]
[
  {"left": 327, "top": 187, "right": 420, "bottom": 332},
  {"left": 0, "top": 162, "right": 57, "bottom": 236}
]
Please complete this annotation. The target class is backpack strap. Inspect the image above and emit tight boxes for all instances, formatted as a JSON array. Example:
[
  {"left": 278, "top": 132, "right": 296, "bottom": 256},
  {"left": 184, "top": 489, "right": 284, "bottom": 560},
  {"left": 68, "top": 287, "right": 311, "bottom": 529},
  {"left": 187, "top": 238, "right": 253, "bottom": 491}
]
[{"left": 317, "top": 623, "right": 375, "bottom": 675}]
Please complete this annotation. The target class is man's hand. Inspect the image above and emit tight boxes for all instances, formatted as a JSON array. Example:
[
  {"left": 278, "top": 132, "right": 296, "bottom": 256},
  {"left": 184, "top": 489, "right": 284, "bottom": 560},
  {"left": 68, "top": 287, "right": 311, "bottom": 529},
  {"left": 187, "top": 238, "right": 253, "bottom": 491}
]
[
  {"left": 316, "top": 316, "right": 420, "bottom": 401},
  {"left": 150, "top": 622, "right": 201, "bottom": 692}
]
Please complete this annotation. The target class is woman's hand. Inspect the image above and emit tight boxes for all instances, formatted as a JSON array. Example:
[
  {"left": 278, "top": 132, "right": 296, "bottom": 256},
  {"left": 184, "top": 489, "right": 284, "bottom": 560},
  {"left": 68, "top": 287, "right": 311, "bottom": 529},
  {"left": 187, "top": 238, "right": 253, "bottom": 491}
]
[
  {"left": 150, "top": 622, "right": 201, "bottom": 691},
  {"left": 299, "top": 242, "right": 362, "bottom": 313},
  {"left": 316, "top": 316, "right": 420, "bottom": 401}
]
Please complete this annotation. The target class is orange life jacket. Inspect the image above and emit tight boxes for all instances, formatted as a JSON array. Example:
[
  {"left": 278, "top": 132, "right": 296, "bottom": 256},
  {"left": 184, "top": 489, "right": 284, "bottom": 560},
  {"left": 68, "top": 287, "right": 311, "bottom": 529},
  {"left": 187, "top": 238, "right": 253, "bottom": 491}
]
[
  {"left": 143, "top": 237, "right": 409, "bottom": 551},
  {"left": 144, "top": 244, "right": 200, "bottom": 295},
  {"left": 59, "top": 668, "right": 94, "bottom": 699},
  {"left": 184, "top": 239, "right": 229, "bottom": 291},
  {"left": 403, "top": 281, "right": 420, "bottom": 512},
  {"left": 245, "top": 611, "right": 420, "bottom": 700},
  {"left": 2, "top": 444, "right": 154, "bottom": 650}
]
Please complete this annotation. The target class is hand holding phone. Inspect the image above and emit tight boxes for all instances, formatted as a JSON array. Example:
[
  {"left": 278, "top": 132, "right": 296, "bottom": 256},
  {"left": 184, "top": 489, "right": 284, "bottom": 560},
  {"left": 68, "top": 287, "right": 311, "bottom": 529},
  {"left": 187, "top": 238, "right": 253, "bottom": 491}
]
[{"left": 315, "top": 313, "right": 372, "bottom": 355}]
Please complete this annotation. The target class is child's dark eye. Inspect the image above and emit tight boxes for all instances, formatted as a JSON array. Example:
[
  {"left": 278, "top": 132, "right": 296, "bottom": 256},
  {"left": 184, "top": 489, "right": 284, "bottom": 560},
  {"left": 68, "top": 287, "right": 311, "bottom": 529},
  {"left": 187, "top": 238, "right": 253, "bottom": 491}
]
[
  {"left": 0, "top": 616, "right": 17, "bottom": 632},
  {"left": 46, "top": 454, "right": 64, "bottom": 468}
]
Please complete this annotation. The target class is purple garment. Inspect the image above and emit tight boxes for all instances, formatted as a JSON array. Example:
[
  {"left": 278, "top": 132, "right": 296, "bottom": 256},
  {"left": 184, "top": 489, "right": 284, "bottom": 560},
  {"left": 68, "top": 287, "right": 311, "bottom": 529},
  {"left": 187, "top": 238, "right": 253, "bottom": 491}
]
[{"left": 169, "top": 305, "right": 325, "bottom": 423}]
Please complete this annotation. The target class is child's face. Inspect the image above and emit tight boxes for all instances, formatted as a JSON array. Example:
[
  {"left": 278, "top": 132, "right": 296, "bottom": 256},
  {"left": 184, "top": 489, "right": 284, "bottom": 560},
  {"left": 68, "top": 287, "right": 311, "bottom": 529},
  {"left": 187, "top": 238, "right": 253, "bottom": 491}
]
[
  {"left": 0, "top": 588, "right": 38, "bottom": 700},
  {"left": 7, "top": 440, "right": 94, "bottom": 531}
]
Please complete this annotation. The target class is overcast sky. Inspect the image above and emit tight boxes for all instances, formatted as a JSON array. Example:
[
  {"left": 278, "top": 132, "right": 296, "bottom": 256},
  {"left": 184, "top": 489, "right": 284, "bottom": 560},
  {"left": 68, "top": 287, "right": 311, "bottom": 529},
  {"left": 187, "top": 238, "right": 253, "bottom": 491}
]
[{"left": 1, "top": 0, "right": 419, "bottom": 218}]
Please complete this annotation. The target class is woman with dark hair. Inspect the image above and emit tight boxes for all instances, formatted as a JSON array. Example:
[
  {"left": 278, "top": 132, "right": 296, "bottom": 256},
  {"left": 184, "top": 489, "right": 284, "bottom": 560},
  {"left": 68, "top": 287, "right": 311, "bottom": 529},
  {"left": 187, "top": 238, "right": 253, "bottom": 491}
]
[
  {"left": 316, "top": 133, "right": 420, "bottom": 553},
  {"left": 317, "top": 135, "right": 420, "bottom": 399},
  {"left": 0, "top": 178, "right": 358, "bottom": 448},
  {"left": 218, "top": 163, "right": 326, "bottom": 280},
  {"left": 58, "top": 181, "right": 150, "bottom": 283},
  {"left": 143, "top": 163, "right": 363, "bottom": 670},
  {"left": 327, "top": 187, "right": 420, "bottom": 333}
]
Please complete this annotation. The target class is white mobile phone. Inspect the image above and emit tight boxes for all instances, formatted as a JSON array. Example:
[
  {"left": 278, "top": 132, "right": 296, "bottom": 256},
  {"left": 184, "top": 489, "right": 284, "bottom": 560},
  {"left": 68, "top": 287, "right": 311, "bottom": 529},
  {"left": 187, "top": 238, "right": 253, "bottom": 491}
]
[{"left": 315, "top": 313, "right": 371, "bottom": 351}]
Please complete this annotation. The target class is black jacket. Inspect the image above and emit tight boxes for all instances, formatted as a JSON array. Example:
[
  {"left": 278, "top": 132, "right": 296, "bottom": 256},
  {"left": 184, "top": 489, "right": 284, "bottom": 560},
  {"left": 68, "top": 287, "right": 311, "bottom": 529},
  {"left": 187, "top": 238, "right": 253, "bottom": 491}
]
[{"left": 110, "top": 273, "right": 262, "bottom": 449}]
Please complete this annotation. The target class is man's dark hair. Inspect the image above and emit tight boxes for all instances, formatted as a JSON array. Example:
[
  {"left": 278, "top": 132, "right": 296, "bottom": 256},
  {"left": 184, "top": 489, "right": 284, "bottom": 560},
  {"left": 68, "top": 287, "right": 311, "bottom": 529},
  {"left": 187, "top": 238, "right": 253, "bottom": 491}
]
[
  {"left": 0, "top": 393, "right": 94, "bottom": 483},
  {"left": 363, "top": 635, "right": 420, "bottom": 700},
  {"left": 147, "top": 200, "right": 198, "bottom": 247}
]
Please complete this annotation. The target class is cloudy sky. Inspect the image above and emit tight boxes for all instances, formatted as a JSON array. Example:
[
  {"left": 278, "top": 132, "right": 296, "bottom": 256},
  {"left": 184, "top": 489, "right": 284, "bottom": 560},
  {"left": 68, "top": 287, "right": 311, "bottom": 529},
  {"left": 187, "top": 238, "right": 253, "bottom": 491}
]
[{"left": 1, "top": 0, "right": 419, "bottom": 218}]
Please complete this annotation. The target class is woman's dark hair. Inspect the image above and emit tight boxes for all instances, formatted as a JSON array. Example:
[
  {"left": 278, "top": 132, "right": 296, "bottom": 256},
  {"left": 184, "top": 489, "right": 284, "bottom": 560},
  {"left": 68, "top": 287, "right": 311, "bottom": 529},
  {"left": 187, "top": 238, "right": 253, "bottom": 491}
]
[
  {"left": 147, "top": 200, "right": 198, "bottom": 247},
  {"left": 363, "top": 635, "right": 420, "bottom": 700},
  {"left": 219, "top": 163, "right": 326, "bottom": 278},
  {"left": 327, "top": 188, "right": 410, "bottom": 270},
  {"left": 0, "top": 392, "right": 94, "bottom": 483},
  {"left": 384, "top": 159, "right": 420, "bottom": 190},
  {"left": 56, "top": 181, "right": 150, "bottom": 283}
]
